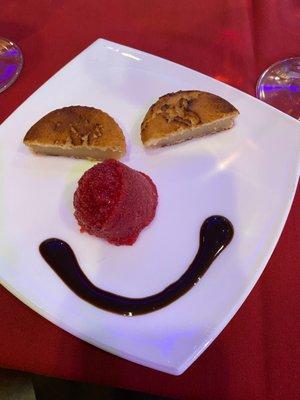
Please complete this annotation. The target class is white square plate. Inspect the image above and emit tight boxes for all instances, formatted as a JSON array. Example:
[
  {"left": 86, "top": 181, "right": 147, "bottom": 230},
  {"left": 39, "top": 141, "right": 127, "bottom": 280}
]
[{"left": 0, "top": 39, "right": 299, "bottom": 375}]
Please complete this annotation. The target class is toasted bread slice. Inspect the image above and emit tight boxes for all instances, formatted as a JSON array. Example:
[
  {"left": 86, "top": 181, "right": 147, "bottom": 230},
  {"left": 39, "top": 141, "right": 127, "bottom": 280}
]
[
  {"left": 141, "top": 91, "right": 239, "bottom": 148},
  {"left": 23, "top": 106, "right": 126, "bottom": 160}
]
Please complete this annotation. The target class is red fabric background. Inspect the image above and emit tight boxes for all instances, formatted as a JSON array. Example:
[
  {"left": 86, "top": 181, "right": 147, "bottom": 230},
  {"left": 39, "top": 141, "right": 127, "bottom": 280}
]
[{"left": 0, "top": 1, "right": 299, "bottom": 399}]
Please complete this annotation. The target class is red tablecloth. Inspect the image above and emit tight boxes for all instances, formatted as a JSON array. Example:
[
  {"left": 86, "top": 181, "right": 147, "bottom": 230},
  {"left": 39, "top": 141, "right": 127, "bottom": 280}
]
[{"left": 0, "top": 1, "right": 299, "bottom": 399}]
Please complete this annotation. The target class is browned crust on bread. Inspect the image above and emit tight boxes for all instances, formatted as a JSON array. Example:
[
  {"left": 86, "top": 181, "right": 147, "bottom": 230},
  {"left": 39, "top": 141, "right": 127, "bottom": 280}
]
[
  {"left": 23, "top": 106, "right": 126, "bottom": 159},
  {"left": 141, "top": 91, "right": 239, "bottom": 146}
]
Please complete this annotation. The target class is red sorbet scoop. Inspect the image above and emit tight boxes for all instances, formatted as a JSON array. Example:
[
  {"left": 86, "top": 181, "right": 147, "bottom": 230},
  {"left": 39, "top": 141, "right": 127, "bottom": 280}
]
[{"left": 73, "top": 160, "right": 158, "bottom": 245}]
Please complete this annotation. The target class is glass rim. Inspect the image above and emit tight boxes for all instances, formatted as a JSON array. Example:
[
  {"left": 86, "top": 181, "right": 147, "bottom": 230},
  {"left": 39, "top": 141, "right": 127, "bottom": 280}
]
[
  {"left": 256, "top": 56, "right": 300, "bottom": 99},
  {"left": 0, "top": 37, "right": 23, "bottom": 93}
]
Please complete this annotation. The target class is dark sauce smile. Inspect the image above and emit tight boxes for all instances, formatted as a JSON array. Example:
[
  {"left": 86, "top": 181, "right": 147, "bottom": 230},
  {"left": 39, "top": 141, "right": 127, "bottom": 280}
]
[{"left": 39, "top": 215, "right": 234, "bottom": 316}]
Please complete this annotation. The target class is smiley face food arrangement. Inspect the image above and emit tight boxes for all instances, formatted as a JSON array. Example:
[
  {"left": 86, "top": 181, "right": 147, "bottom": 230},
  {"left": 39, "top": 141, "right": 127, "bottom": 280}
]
[{"left": 23, "top": 90, "right": 238, "bottom": 315}]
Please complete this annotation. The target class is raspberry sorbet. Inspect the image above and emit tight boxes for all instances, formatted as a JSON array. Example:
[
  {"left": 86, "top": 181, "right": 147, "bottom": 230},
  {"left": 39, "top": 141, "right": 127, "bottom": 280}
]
[{"left": 73, "top": 160, "right": 158, "bottom": 245}]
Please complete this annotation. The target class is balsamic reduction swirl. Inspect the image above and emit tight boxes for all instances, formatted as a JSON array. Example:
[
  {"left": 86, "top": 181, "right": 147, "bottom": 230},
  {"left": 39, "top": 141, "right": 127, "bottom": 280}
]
[{"left": 39, "top": 216, "right": 233, "bottom": 316}]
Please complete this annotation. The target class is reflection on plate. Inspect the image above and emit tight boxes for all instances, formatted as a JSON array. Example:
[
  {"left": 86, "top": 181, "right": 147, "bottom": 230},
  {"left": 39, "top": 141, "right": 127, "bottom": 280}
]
[{"left": 0, "top": 39, "right": 299, "bottom": 375}]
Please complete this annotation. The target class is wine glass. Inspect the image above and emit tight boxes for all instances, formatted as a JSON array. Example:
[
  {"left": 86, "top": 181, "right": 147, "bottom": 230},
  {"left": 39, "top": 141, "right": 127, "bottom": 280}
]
[
  {"left": 256, "top": 57, "right": 300, "bottom": 120},
  {"left": 0, "top": 37, "right": 23, "bottom": 93}
]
